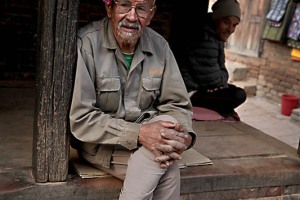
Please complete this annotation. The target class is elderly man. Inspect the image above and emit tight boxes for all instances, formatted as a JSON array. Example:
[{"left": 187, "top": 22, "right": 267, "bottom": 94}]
[
  {"left": 179, "top": 0, "right": 247, "bottom": 121},
  {"left": 69, "top": 0, "right": 196, "bottom": 199}
]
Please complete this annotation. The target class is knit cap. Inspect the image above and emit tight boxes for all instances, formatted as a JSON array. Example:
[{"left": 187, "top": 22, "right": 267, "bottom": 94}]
[{"left": 212, "top": 0, "right": 241, "bottom": 20}]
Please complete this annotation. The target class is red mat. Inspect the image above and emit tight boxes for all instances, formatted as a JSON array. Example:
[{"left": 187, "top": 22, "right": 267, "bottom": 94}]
[{"left": 192, "top": 107, "right": 239, "bottom": 122}]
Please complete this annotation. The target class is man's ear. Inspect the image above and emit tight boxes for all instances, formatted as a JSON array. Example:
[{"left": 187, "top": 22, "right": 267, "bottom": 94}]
[
  {"left": 146, "top": 5, "right": 157, "bottom": 26},
  {"left": 105, "top": 4, "right": 112, "bottom": 18}
]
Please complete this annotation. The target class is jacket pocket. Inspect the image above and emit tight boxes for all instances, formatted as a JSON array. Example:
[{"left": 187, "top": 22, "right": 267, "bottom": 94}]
[
  {"left": 96, "top": 77, "right": 121, "bottom": 112},
  {"left": 139, "top": 77, "right": 161, "bottom": 110}
]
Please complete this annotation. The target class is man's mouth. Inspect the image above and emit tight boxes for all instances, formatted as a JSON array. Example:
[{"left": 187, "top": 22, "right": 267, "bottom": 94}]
[
  {"left": 121, "top": 25, "right": 138, "bottom": 33},
  {"left": 119, "top": 21, "right": 140, "bottom": 31}
]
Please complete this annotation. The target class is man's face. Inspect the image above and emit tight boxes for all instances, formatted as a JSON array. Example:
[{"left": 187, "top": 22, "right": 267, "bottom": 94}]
[
  {"left": 107, "top": 0, "right": 156, "bottom": 46},
  {"left": 215, "top": 16, "right": 240, "bottom": 42}
]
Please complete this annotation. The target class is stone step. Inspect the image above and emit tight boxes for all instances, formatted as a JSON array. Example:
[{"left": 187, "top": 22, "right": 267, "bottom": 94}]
[
  {"left": 1, "top": 121, "right": 300, "bottom": 200},
  {"left": 229, "top": 78, "right": 257, "bottom": 97},
  {"left": 226, "top": 60, "right": 249, "bottom": 82},
  {"left": 291, "top": 108, "right": 300, "bottom": 127}
]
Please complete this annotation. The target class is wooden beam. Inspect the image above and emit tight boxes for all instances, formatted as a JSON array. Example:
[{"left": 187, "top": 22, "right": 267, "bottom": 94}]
[{"left": 32, "top": 0, "right": 79, "bottom": 182}]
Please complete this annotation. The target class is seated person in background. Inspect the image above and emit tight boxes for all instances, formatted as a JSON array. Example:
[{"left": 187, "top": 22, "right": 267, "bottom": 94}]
[
  {"left": 69, "top": 0, "right": 196, "bottom": 199},
  {"left": 179, "top": 0, "right": 247, "bottom": 120}
]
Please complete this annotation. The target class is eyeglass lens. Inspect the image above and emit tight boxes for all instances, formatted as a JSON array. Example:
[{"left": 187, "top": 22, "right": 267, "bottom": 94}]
[{"left": 115, "top": 0, "right": 152, "bottom": 18}]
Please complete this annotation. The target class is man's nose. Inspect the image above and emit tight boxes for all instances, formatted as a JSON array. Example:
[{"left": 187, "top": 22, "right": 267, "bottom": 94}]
[
  {"left": 126, "top": 7, "right": 139, "bottom": 20},
  {"left": 230, "top": 25, "right": 236, "bottom": 34}
]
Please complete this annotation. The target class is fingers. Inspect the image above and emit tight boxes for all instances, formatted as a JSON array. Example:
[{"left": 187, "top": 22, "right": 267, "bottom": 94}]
[
  {"left": 157, "top": 144, "right": 186, "bottom": 161},
  {"left": 163, "top": 140, "right": 187, "bottom": 152},
  {"left": 155, "top": 152, "right": 178, "bottom": 169},
  {"left": 156, "top": 144, "right": 175, "bottom": 153},
  {"left": 167, "top": 152, "right": 182, "bottom": 160},
  {"left": 155, "top": 154, "right": 170, "bottom": 162},
  {"left": 162, "top": 130, "right": 188, "bottom": 140},
  {"left": 160, "top": 120, "right": 176, "bottom": 129},
  {"left": 159, "top": 124, "right": 188, "bottom": 154},
  {"left": 159, "top": 159, "right": 174, "bottom": 169},
  {"left": 152, "top": 148, "right": 163, "bottom": 158},
  {"left": 155, "top": 153, "right": 172, "bottom": 169},
  {"left": 174, "top": 123, "right": 184, "bottom": 132}
]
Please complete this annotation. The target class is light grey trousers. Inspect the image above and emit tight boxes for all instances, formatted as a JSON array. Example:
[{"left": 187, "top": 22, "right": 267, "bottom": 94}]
[{"left": 95, "top": 115, "right": 181, "bottom": 200}]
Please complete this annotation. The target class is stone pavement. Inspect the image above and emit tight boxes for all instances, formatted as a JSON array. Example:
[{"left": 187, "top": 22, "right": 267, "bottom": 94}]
[
  {"left": 237, "top": 96, "right": 300, "bottom": 149},
  {"left": 0, "top": 87, "right": 300, "bottom": 199}
]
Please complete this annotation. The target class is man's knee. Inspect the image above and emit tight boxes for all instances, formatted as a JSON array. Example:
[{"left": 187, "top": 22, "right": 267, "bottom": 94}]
[{"left": 147, "top": 115, "right": 178, "bottom": 124}]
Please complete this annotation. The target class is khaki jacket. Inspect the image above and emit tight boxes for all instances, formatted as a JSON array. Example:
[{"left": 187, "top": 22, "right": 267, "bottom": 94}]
[{"left": 70, "top": 17, "right": 195, "bottom": 168}]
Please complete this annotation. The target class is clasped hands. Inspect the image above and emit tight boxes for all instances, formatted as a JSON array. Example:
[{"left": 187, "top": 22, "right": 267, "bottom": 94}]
[{"left": 138, "top": 120, "right": 192, "bottom": 169}]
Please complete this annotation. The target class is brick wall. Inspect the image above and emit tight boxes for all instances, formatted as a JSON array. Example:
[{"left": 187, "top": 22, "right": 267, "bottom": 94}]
[{"left": 226, "top": 41, "right": 300, "bottom": 104}]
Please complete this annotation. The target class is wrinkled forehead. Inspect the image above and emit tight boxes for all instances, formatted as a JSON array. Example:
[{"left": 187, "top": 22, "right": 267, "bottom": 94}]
[
  {"left": 222, "top": 16, "right": 240, "bottom": 24},
  {"left": 121, "top": 0, "right": 155, "bottom": 5}
]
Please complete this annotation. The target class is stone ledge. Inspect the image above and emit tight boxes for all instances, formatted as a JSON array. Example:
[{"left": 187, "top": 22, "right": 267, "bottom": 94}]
[
  {"left": 229, "top": 78, "right": 257, "bottom": 97},
  {"left": 1, "top": 121, "right": 300, "bottom": 200}
]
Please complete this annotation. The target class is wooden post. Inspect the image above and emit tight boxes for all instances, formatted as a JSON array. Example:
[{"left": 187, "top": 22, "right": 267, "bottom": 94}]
[{"left": 32, "top": 0, "right": 79, "bottom": 182}]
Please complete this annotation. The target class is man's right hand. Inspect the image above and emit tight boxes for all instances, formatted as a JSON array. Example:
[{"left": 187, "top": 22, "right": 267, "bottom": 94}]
[{"left": 207, "top": 86, "right": 223, "bottom": 93}]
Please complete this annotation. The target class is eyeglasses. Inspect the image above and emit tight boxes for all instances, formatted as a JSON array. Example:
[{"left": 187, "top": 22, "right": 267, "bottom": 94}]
[{"left": 114, "top": 0, "right": 155, "bottom": 19}]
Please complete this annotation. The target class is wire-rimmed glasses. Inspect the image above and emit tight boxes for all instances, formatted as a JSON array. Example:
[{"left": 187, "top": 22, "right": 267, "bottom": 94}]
[{"left": 114, "top": 0, "right": 155, "bottom": 19}]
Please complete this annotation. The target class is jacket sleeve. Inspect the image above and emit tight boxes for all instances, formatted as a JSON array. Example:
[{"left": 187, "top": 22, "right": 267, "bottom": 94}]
[
  {"left": 69, "top": 39, "right": 140, "bottom": 150},
  {"left": 187, "top": 31, "right": 229, "bottom": 90},
  {"left": 157, "top": 43, "right": 196, "bottom": 148}
]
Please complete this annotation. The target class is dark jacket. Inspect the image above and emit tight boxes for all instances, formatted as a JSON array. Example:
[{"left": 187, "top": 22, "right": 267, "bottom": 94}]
[{"left": 180, "top": 13, "right": 229, "bottom": 92}]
